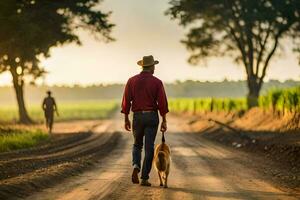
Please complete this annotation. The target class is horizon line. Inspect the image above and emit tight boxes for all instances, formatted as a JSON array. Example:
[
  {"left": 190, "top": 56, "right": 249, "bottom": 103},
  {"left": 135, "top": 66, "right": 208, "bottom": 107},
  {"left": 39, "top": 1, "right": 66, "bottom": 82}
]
[{"left": 0, "top": 78, "right": 299, "bottom": 88}]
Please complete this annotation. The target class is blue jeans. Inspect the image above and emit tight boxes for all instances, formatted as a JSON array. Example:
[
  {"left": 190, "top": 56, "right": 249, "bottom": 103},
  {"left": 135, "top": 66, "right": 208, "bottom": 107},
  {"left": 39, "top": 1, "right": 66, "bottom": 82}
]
[{"left": 132, "top": 111, "right": 159, "bottom": 180}]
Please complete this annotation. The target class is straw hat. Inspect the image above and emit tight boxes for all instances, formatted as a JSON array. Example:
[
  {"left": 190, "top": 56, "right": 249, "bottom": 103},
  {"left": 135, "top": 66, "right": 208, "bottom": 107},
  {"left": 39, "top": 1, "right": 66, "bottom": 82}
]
[{"left": 137, "top": 55, "right": 159, "bottom": 67}]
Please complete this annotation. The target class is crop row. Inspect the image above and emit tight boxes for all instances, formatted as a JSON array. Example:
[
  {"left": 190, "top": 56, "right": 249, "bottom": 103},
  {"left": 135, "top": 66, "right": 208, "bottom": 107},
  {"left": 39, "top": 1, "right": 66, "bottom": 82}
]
[{"left": 169, "top": 87, "right": 300, "bottom": 114}]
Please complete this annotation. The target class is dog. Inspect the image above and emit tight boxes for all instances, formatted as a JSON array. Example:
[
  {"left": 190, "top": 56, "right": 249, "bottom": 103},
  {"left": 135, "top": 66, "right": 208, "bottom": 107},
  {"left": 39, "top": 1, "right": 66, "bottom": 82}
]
[{"left": 153, "top": 132, "right": 171, "bottom": 188}]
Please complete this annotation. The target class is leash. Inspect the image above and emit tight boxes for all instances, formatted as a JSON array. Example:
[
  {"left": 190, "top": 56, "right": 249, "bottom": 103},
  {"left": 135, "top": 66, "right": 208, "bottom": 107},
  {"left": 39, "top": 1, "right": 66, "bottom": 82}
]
[{"left": 162, "top": 131, "right": 165, "bottom": 143}]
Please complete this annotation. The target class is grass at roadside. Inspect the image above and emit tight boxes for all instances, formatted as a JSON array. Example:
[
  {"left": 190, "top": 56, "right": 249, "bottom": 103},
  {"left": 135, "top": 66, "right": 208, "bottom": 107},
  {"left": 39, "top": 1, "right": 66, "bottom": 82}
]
[
  {"left": 0, "top": 100, "right": 119, "bottom": 123},
  {"left": 0, "top": 127, "right": 48, "bottom": 152}
]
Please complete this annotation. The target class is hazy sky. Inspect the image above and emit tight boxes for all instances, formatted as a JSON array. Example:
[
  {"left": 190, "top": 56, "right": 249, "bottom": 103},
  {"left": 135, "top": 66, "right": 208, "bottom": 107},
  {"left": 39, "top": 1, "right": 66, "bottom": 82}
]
[{"left": 0, "top": 0, "right": 299, "bottom": 86}]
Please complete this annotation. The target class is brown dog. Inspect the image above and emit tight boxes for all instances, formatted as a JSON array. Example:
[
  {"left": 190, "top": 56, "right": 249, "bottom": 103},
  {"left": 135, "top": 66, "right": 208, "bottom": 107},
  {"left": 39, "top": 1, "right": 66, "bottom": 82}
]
[{"left": 153, "top": 132, "right": 171, "bottom": 188}]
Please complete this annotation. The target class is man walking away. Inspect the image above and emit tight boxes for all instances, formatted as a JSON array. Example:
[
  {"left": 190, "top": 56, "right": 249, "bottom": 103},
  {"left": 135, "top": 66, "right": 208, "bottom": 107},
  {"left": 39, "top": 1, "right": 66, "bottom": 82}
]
[
  {"left": 121, "top": 55, "right": 169, "bottom": 187},
  {"left": 42, "top": 91, "right": 58, "bottom": 133}
]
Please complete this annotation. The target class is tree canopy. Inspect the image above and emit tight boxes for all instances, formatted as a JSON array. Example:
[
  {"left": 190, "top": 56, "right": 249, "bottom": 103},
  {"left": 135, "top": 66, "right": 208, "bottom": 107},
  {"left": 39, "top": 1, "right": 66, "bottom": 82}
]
[
  {"left": 0, "top": 0, "right": 114, "bottom": 123},
  {"left": 0, "top": 0, "right": 114, "bottom": 79},
  {"left": 166, "top": 0, "right": 300, "bottom": 107}
]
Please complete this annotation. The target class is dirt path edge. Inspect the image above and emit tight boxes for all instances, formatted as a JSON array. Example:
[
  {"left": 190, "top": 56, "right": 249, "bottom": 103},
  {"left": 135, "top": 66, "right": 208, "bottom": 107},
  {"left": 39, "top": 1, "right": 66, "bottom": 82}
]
[{"left": 0, "top": 131, "right": 122, "bottom": 200}]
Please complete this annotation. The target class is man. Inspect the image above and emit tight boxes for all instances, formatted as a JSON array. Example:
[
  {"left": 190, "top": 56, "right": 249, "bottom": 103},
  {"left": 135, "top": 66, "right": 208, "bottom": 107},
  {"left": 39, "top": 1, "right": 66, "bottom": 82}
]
[
  {"left": 121, "top": 55, "right": 169, "bottom": 187},
  {"left": 42, "top": 91, "right": 58, "bottom": 133}
]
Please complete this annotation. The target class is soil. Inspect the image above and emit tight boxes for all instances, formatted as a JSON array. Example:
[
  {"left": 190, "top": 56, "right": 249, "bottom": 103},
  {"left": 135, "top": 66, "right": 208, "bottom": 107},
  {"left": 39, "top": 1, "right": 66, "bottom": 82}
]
[
  {"left": 186, "top": 109, "right": 300, "bottom": 193},
  {"left": 0, "top": 119, "right": 121, "bottom": 199},
  {"left": 0, "top": 112, "right": 299, "bottom": 200}
]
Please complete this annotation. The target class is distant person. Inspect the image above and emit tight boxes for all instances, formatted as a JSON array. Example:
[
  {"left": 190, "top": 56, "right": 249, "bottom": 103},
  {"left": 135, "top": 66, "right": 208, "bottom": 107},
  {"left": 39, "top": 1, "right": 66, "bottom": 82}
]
[
  {"left": 121, "top": 55, "right": 169, "bottom": 187},
  {"left": 42, "top": 91, "right": 58, "bottom": 133}
]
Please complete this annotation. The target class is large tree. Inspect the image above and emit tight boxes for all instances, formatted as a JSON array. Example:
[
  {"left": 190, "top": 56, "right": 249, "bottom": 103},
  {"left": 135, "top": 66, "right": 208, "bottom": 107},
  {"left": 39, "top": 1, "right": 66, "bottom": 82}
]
[
  {"left": 166, "top": 0, "right": 300, "bottom": 107},
  {"left": 0, "top": 0, "right": 114, "bottom": 123}
]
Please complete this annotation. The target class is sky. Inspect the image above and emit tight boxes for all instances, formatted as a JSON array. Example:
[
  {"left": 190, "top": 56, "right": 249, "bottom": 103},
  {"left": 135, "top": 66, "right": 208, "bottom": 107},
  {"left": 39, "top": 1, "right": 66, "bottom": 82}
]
[{"left": 0, "top": 0, "right": 299, "bottom": 86}]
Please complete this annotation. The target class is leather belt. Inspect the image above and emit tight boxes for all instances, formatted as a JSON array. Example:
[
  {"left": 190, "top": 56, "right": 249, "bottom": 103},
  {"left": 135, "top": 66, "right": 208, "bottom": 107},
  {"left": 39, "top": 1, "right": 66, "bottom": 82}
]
[{"left": 134, "top": 110, "right": 157, "bottom": 114}]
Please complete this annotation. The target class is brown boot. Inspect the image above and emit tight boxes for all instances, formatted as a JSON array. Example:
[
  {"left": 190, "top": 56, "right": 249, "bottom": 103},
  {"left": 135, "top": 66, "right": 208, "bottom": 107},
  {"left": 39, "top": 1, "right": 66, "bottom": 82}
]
[
  {"left": 140, "top": 179, "right": 151, "bottom": 187},
  {"left": 132, "top": 168, "right": 140, "bottom": 184}
]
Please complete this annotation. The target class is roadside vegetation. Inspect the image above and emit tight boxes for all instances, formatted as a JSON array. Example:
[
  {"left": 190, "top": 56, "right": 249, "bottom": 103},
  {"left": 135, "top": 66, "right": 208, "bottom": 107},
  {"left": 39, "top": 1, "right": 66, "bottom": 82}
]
[
  {"left": 169, "top": 98, "right": 247, "bottom": 113},
  {"left": 0, "top": 127, "right": 48, "bottom": 152},
  {"left": 259, "top": 87, "right": 300, "bottom": 115},
  {"left": 169, "top": 87, "right": 300, "bottom": 114}
]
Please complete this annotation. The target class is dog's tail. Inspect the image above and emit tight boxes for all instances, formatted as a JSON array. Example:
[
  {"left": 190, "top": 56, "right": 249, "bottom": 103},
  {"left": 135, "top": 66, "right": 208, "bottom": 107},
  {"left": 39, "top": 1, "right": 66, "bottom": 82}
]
[
  {"left": 162, "top": 132, "right": 165, "bottom": 143},
  {"left": 157, "top": 151, "right": 167, "bottom": 171}
]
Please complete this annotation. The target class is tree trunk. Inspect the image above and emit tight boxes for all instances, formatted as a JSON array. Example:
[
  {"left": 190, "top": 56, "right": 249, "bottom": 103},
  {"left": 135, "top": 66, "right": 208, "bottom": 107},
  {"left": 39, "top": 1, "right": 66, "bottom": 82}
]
[
  {"left": 11, "top": 70, "right": 32, "bottom": 124},
  {"left": 247, "top": 77, "right": 261, "bottom": 108}
]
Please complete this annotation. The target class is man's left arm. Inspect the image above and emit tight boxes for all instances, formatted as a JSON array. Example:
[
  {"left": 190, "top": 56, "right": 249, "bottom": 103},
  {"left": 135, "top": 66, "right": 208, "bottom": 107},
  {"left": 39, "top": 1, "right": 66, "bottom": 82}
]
[
  {"left": 53, "top": 99, "right": 59, "bottom": 116},
  {"left": 157, "top": 81, "right": 169, "bottom": 132}
]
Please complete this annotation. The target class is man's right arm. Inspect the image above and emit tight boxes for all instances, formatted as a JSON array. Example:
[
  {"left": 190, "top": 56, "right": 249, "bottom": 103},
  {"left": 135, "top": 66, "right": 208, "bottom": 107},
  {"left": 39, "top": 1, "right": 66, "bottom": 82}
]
[{"left": 124, "top": 114, "right": 131, "bottom": 131}]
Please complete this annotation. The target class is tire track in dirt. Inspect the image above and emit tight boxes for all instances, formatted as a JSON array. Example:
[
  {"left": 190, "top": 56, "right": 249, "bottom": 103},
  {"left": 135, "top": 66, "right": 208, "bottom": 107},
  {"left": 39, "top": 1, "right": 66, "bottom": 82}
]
[
  {"left": 0, "top": 132, "right": 92, "bottom": 160},
  {"left": 0, "top": 120, "right": 121, "bottom": 200},
  {"left": 0, "top": 121, "right": 113, "bottom": 180},
  {"left": 0, "top": 133, "right": 107, "bottom": 180},
  {"left": 27, "top": 133, "right": 131, "bottom": 200}
]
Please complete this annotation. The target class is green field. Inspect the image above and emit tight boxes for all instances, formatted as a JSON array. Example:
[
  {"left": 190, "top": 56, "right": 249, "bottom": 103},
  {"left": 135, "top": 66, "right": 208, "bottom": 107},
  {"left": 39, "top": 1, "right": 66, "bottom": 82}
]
[
  {"left": 259, "top": 87, "right": 300, "bottom": 113},
  {"left": 0, "top": 89, "right": 298, "bottom": 153},
  {"left": 0, "top": 101, "right": 119, "bottom": 123},
  {"left": 169, "top": 98, "right": 247, "bottom": 113},
  {"left": 0, "top": 127, "right": 48, "bottom": 152},
  {"left": 169, "top": 87, "right": 300, "bottom": 114},
  {"left": 0, "top": 87, "right": 298, "bottom": 123}
]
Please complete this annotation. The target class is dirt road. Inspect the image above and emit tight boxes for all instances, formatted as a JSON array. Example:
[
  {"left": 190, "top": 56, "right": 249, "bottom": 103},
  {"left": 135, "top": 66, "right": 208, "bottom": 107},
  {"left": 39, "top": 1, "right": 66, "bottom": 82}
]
[{"left": 12, "top": 116, "right": 296, "bottom": 200}]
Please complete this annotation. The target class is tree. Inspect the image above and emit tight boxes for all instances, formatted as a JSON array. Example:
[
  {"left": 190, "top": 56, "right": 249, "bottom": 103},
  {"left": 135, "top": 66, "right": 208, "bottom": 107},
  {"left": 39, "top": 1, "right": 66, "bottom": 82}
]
[
  {"left": 166, "top": 0, "right": 300, "bottom": 107},
  {"left": 0, "top": 0, "right": 114, "bottom": 123}
]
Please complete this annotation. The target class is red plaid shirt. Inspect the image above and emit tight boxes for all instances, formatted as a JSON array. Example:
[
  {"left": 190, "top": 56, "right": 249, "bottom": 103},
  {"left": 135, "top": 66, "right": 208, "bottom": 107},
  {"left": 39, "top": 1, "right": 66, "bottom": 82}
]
[{"left": 121, "top": 71, "right": 169, "bottom": 116}]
